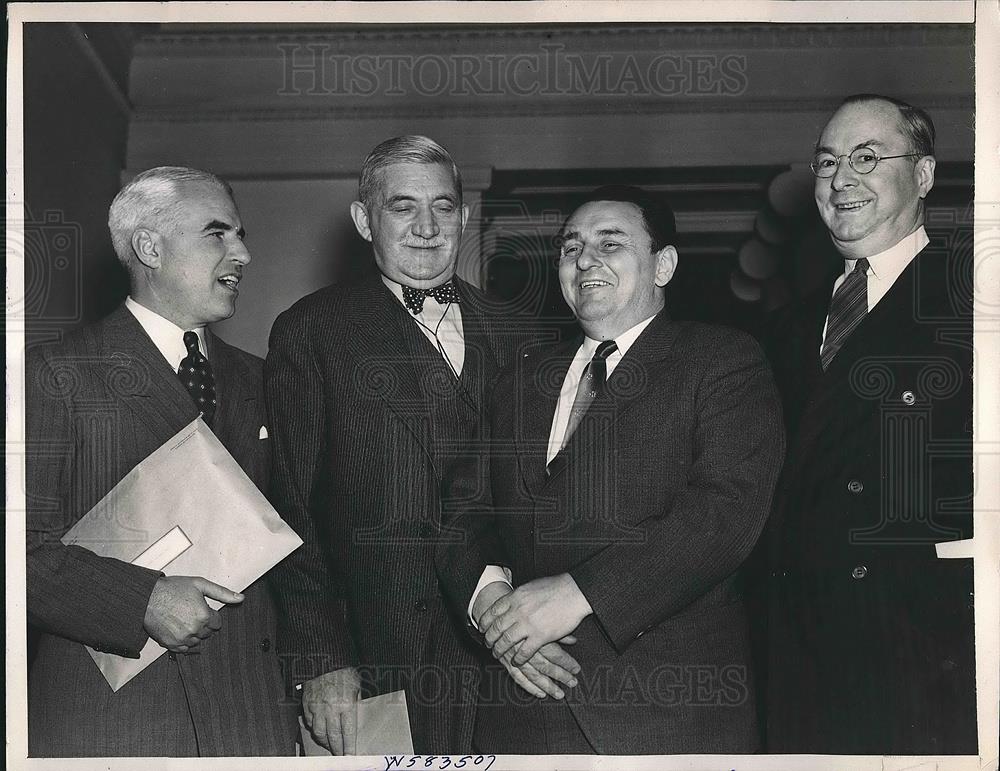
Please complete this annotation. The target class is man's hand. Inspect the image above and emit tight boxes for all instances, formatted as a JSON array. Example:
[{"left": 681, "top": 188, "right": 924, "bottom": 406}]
[
  {"left": 498, "top": 641, "right": 581, "bottom": 700},
  {"left": 301, "top": 667, "right": 362, "bottom": 755},
  {"left": 480, "top": 573, "right": 592, "bottom": 665},
  {"left": 142, "top": 575, "right": 244, "bottom": 653}
]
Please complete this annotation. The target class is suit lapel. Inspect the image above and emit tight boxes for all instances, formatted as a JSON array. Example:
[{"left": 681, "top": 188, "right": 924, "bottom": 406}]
[
  {"left": 793, "top": 255, "right": 921, "bottom": 461},
  {"left": 341, "top": 278, "right": 435, "bottom": 461},
  {"left": 100, "top": 307, "right": 200, "bottom": 437},
  {"left": 518, "top": 341, "right": 576, "bottom": 492},
  {"left": 207, "top": 331, "right": 256, "bottom": 447}
]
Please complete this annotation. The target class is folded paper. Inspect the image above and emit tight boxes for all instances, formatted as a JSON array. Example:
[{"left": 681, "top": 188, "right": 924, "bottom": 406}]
[
  {"left": 61, "top": 418, "right": 303, "bottom": 691},
  {"left": 298, "top": 690, "right": 414, "bottom": 756}
]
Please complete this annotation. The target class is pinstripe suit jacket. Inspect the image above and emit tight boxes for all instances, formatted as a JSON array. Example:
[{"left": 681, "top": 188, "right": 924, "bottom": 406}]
[
  {"left": 26, "top": 306, "right": 297, "bottom": 757},
  {"left": 265, "top": 275, "right": 524, "bottom": 753},
  {"left": 436, "top": 311, "right": 786, "bottom": 754}
]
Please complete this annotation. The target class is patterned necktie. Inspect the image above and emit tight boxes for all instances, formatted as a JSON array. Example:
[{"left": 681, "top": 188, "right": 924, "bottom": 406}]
[
  {"left": 178, "top": 331, "right": 217, "bottom": 427},
  {"left": 560, "top": 339, "right": 619, "bottom": 449},
  {"left": 821, "top": 258, "right": 870, "bottom": 371},
  {"left": 402, "top": 280, "right": 462, "bottom": 315}
]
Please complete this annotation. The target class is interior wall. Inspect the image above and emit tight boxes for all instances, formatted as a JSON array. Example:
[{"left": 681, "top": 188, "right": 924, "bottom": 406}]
[
  {"left": 121, "top": 23, "right": 974, "bottom": 356},
  {"left": 22, "top": 23, "right": 133, "bottom": 347}
]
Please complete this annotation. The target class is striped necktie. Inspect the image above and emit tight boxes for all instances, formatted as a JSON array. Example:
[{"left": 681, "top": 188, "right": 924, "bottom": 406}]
[{"left": 821, "top": 258, "right": 869, "bottom": 371}]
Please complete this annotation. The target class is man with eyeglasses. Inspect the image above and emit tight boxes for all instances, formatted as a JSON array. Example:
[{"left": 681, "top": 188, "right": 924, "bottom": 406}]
[{"left": 761, "top": 94, "right": 976, "bottom": 754}]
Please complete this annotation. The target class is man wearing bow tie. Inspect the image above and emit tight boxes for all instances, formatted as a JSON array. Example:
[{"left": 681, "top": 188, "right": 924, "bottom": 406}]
[
  {"left": 266, "top": 136, "right": 555, "bottom": 754},
  {"left": 26, "top": 167, "right": 296, "bottom": 756},
  {"left": 436, "top": 186, "right": 785, "bottom": 753}
]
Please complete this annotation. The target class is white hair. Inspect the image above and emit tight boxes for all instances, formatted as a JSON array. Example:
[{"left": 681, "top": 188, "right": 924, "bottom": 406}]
[{"left": 107, "top": 166, "right": 233, "bottom": 268}]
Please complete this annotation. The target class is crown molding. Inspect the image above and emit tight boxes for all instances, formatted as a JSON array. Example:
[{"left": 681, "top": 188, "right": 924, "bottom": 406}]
[
  {"left": 135, "top": 22, "right": 974, "bottom": 56},
  {"left": 131, "top": 93, "right": 974, "bottom": 124}
]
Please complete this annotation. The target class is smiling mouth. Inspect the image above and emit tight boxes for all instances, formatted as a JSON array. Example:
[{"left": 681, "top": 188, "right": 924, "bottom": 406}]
[
  {"left": 835, "top": 200, "right": 872, "bottom": 212},
  {"left": 218, "top": 274, "right": 241, "bottom": 291},
  {"left": 579, "top": 280, "right": 612, "bottom": 290},
  {"left": 402, "top": 241, "right": 447, "bottom": 249}
]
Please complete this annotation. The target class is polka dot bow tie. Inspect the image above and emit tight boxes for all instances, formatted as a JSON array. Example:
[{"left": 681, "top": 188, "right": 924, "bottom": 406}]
[
  {"left": 401, "top": 280, "right": 462, "bottom": 315},
  {"left": 178, "top": 331, "right": 217, "bottom": 427}
]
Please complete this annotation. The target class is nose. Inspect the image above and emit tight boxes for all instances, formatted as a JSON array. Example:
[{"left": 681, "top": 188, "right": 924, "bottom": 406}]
[
  {"left": 576, "top": 243, "right": 602, "bottom": 270},
  {"left": 230, "top": 238, "right": 252, "bottom": 266},
  {"left": 830, "top": 155, "right": 858, "bottom": 191},
  {"left": 412, "top": 206, "right": 441, "bottom": 240}
]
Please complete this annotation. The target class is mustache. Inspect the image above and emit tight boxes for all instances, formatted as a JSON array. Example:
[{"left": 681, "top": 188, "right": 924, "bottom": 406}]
[{"left": 400, "top": 237, "right": 449, "bottom": 248}]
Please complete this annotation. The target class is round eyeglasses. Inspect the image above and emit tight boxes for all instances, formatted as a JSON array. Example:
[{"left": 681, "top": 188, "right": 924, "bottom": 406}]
[{"left": 810, "top": 147, "right": 921, "bottom": 178}]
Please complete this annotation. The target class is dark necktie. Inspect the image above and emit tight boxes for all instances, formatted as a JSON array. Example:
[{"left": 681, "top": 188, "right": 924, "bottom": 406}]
[
  {"left": 560, "top": 339, "right": 619, "bottom": 449},
  {"left": 821, "top": 257, "right": 870, "bottom": 371},
  {"left": 178, "top": 331, "right": 217, "bottom": 427},
  {"left": 402, "top": 280, "right": 461, "bottom": 315}
]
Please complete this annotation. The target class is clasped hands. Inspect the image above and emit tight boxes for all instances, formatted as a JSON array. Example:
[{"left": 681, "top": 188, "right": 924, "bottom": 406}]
[{"left": 474, "top": 574, "right": 592, "bottom": 700}]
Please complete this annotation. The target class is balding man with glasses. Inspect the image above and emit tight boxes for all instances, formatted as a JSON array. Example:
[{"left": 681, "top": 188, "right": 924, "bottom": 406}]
[{"left": 760, "top": 94, "right": 977, "bottom": 754}]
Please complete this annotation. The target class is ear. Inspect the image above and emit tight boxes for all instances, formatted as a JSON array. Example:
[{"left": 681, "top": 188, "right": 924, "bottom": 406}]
[
  {"left": 653, "top": 245, "right": 678, "bottom": 287},
  {"left": 460, "top": 204, "right": 470, "bottom": 233},
  {"left": 915, "top": 155, "right": 936, "bottom": 199},
  {"left": 350, "top": 201, "right": 373, "bottom": 242},
  {"left": 131, "top": 229, "right": 161, "bottom": 269}
]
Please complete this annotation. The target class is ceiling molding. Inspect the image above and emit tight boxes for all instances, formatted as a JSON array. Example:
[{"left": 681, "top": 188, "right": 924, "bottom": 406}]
[
  {"left": 131, "top": 94, "right": 974, "bottom": 124},
  {"left": 135, "top": 23, "right": 974, "bottom": 55}
]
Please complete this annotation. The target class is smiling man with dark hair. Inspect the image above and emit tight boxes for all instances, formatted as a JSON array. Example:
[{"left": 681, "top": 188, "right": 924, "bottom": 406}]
[{"left": 437, "top": 187, "right": 785, "bottom": 754}]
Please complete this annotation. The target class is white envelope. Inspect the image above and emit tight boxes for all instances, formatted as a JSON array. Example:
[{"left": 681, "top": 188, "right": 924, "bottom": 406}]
[
  {"left": 61, "top": 418, "right": 303, "bottom": 691},
  {"left": 298, "top": 690, "right": 414, "bottom": 756}
]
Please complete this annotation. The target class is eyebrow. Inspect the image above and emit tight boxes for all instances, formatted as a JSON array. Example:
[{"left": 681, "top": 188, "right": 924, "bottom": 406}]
[
  {"left": 814, "top": 139, "right": 887, "bottom": 155},
  {"left": 203, "top": 220, "right": 246, "bottom": 239},
  {"left": 560, "top": 227, "right": 629, "bottom": 241},
  {"left": 382, "top": 192, "right": 458, "bottom": 206}
]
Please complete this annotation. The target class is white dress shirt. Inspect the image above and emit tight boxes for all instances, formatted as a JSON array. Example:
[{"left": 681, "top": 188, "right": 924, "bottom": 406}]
[
  {"left": 382, "top": 275, "right": 465, "bottom": 377},
  {"left": 469, "top": 311, "right": 660, "bottom": 623},
  {"left": 820, "top": 226, "right": 929, "bottom": 353},
  {"left": 545, "top": 313, "right": 658, "bottom": 465},
  {"left": 125, "top": 296, "right": 209, "bottom": 369}
]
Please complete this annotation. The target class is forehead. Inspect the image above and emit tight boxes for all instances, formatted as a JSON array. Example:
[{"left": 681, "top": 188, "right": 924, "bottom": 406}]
[
  {"left": 169, "top": 181, "right": 239, "bottom": 223},
  {"left": 819, "top": 100, "right": 908, "bottom": 150},
  {"left": 563, "top": 200, "right": 648, "bottom": 238},
  {"left": 374, "top": 162, "right": 457, "bottom": 200}
]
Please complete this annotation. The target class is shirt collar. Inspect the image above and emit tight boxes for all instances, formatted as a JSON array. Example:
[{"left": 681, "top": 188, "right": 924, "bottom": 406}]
[
  {"left": 580, "top": 312, "right": 659, "bottom": 358},
  {"left": 125, "top": 296, "right": 209, "bottom": 370},
  {"left": 846, "top": 225, "right": 928, "bottom": 281}
]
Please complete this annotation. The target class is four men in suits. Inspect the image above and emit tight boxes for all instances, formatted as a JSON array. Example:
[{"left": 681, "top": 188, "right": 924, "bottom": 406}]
[
  {"left": 23, "top": 98, "right": 980, "bottom": 757},
  {"left": 762, "top": 94, "right": 977, "bottom": 753},
  {"left": 26, "top": 166, "right": 296, "bottom": 756},
  {"left": 265, "top": 136, "right": 530, "bottom": 754},
  {"left": 436, "top": 186, "right": 786, "bottom": 753}
]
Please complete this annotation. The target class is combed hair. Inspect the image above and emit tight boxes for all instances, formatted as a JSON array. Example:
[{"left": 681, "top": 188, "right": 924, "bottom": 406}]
[
  {"left": 836, "top": 93, "right": 936, "bottom": 157},
  {"left": 566, "top": 185, "right": 678, "bottom": 253},
  {"left": 108, "top": 166, "right": 233, "bottom": 266},
  {"left": 358, "top": 135, "right": 463, "bottom": 206}
]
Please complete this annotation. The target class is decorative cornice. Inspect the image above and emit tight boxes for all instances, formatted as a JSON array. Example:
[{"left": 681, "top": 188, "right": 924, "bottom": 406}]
[
  {"left": 130, "top": 93, "right": 974, "bottom": 124},
  {"left": 135, "top": 22, "right": 974, "bottom": 55}
]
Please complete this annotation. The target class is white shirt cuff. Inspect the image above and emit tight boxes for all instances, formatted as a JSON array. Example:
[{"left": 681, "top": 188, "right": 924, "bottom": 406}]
[{"left": 468, "top": 565, "right": 513, "bottom": 629}]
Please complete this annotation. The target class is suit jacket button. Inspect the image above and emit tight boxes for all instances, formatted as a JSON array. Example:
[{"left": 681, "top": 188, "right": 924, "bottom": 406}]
[
  {"left": 260, "top": 638, "right": 271, "bottom": 652},
  {"left": 414, "top": 600, "right": 428, "bottom": 612},
  {"left": 168, "top": 651, "right": 178, "bottom": 661},
  {"left": 852, "top": 565, "right": 868, "bottom": 580},
  {"left": 901, "top": 390, "right": 916, "bottom": 405},
  {"left": 419, "top": 523, "right": 434, "bottom": 538},
  {"left": 847, "top": 479, "right": 864, "bottom": 494}
]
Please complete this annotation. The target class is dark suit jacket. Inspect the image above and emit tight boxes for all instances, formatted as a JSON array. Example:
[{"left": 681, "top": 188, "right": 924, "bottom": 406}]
[
  {"left": 763, "top": 244, "right": 977, "bottom": 754},
  {"left": 265, "top": 275, "right": 524, "bottom": 753},
  {"left": 437, "top": 311, "right": 786, "bottom": 754},
  {"left": 26, "top": 306, "right": 297, "bottom": 757}
]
